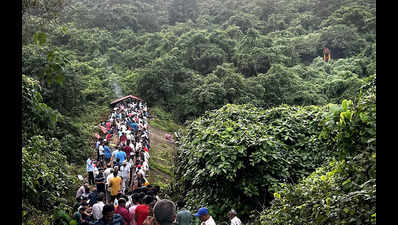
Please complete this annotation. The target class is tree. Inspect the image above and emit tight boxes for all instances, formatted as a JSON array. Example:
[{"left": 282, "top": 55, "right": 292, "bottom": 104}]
[{"left": 168, "top": 0, "right": 198, "bottom": 25}]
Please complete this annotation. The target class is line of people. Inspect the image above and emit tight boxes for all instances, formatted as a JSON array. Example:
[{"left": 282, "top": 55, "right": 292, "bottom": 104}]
[{"left": 71, "top": 98, "right": 243, "bottom": 225}]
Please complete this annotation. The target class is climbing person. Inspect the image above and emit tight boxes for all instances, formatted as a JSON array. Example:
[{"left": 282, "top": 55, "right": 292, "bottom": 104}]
[
  {"left": 76, "top": 183, "right": 90, "bottom": 199},
  {"left": 99, "top": 142, "right": 105, "bottom": 163},
  {"left": 104, "top": 143, "right": 112, "bottom": 164},
  {"left": 88, "top": 186, "right": 98, "bottom": 207},
  {"left": 93, "top": 192, "right": 106, "bottom": 221},
  {"left": 109, "top": 169, "right": 123, "bottom": 203},
  {"left": 72, "top": 204, "right": 89, "bottom": 225},
  {"left": 228, "top": 209, "right": 242, "bottom": 225},
  {"left": 194, "top": 208, "right": 216, "bottom": 225},
  {"left": 106, "top": 168, "right": 115, "bottom": 204},
  {"left": 87, "top": 157, "right": 95, "bottom": 186},
  {"left": 128, "top": 193, "right": 141, "bottom": 225},
  {"left": 120, "top": 160, "right": 131, "bottom": 193},
  {"left": 153, "top": 199, "right": 176, "bottom": 225},
  {"left": 117, "top": 148, "right": 127, "bottom": 167},
  {"left": 96, "top": 139, "right": 102, "bottom": 161},
  {"left": 93, "top": 204, "right": 125, "bottom": 225},
  {"left": 95, "top": 168, "right": 106, "bottom": 194},
  {"left": 112, "top": 148, "right": 120, "bottom": 167},
  {"left": 175, "top": 200, "right": 192, "bottom": 225},
  {"left": 142, "top": 200, "right": 156, "bottom": 225},
  {"left": 115, "top": 198, "right": 131, "bottom": 225},
  {"left": 135, "top": 195, "right": 154, "bottom": 225}
]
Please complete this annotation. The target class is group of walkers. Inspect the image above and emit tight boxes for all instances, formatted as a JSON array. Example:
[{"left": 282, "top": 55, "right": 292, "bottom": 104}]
[{"left": 70, "top": 97, "right": 243, "bottom": 225}]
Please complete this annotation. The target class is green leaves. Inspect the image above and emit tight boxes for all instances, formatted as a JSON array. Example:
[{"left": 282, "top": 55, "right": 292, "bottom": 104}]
[
  {"left": 33, "top": 31, "right": 48, "bottom": 45},
  {"left": 173, "top": 103, "right": 334, "bottom": 221}
]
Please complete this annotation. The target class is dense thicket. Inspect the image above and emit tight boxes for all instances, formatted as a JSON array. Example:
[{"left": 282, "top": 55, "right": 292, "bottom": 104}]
[
  {"left": 260, "top": 76, "right": 376, "bottom": 224},
  {"left": 22, "top": 0, "right": 376, "bottom": 123},
  {"left": 172, "top": 76, "right": 375, "bottom": 223}
]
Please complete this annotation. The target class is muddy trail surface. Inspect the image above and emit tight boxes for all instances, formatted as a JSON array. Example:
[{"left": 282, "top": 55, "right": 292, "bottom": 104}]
[{"left": 146, "top": 125, "right": 176, "bottom": 186}]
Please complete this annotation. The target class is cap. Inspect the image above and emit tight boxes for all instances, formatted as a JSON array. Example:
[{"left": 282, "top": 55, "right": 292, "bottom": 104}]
[{"left": 194, "top": 208, "right": 209, "bottom": 217}]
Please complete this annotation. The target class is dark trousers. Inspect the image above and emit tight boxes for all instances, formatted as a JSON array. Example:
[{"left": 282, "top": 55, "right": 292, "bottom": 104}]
[{"left": 88, "top": 171, "right": 95, "bottom": 185}]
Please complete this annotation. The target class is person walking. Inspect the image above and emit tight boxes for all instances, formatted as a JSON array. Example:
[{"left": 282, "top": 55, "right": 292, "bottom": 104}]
[
  {"left": 228, "top": 209, "right": 242, "bottom": 225},
  {"left": 194, "top": 208, "right": 216, "bottom": 225},
  {"left": 115, "top": 198, "right": 131, "bottom": 225},
  {"left": 135, "top": 195, "right": 153, "bottom": 225},
  {"left": 87, "top": 157, "right": 95, "bottom": 185},
  {"left": 95, "top": 168, "right": 106, "bottom": 194},
  {"left": 93, "top": 204, "right": 125, "bottom": 225},
  {"left": 93, "top": 192, "right": 106, "bottom": 221},
  {"left": 109, "top": 170, "right": 122, "bottom": 203},
  {"left": 175, "top": 200, "right": 191, "bottom": 225},
  {"left": 153, "top": 199, "right": 176, "bottom": 225}
]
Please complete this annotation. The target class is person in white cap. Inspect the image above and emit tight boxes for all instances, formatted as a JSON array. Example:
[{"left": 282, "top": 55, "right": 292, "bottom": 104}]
[
  {"left": 120, "top": 160, "right": 130, "bottom": 192},
  {"left": 228, "top": 209, "right": 242, "bottom": 225}
]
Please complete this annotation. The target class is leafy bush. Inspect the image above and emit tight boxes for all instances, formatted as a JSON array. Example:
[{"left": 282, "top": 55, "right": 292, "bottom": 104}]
[
  {"left": 22, "top": 136, "right": 78, "bottom": 218},
  {"left": 173, "top": 103, "right": 335, "bottom": 221},
  {"left": 259, "top": 77, "right": 376, "bottom": 225},
  {"left": 260, "top": 154, "right": 376, "bottom": 225}
]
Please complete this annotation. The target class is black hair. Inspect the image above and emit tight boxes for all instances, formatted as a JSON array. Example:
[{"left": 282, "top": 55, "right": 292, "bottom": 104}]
[
  {"left": 81, "top": 202, "right": 89, "bottom": 207},
  {"left": 97, "top": 192, "right": 105, "bottom": 201},
  {"left": 143, "top": 195, "right": 154, "bottom": 204},
  {"left": 176, "top": 200, "right": 185, "bottom": 208},
  {"left": 118, "top": 198, "right": 127, "bottom": 205},
  {"left": 153, "top": 199, "right": 176, "bottom": 225},
  {"left": 153, "top": 185, "right": 160, "bottom": 195},
  {"left": 102, "top": 204, "right": 115, "bottom": 215}
]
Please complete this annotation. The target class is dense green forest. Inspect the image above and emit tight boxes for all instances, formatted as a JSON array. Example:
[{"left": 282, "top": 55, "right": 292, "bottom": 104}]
[{"left": 22, "top": 0, "right": 375, "bottom": 224}]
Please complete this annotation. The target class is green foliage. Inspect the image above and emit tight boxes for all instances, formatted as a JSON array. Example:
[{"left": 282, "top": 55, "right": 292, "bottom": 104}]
[
  {"left": 22, "top": 136, "right": 78, "bottom": 217},
  {"left": 22, "top": 75, "right": 60, "bottom": 145},
  {"left": 22, "top": 1, "right": 376, "bottom": 223},
  {"left": 259, "top": 77, "right": 376, "bottom": 225},
  {"left": 173, "top": 103, "right": 335, "bottom": 221},
  {"left": 319, "top": 76, "right": 376, "bottom": 158},
  {"left": 149, "top": 106, "right": 182, "bottom": 132},
  {"left": 260, "top": 154, "right": 376, "bottom": 225}
]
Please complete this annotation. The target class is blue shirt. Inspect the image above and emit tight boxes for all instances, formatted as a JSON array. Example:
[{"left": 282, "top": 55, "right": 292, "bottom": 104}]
[
  {"left": 131, "top": 122, "right": 137, "bottom": 131},
  {"left": 116, "top": 151, "right": 126, "bottom": 165},
  {"left": 104, "top": 145, "right": 111, "bottom": 159},
  {"left": 87, "top": 159, "right": 94, "bottom": 172}
]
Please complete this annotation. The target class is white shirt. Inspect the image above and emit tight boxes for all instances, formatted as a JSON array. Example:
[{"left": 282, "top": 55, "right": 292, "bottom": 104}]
[
  {"left": 121, "top": 163, "right": 131, "bottom": 178},
  {"left": 143, "top": 161, "right": 149, "bottom": 172},
  {"left": 202, "top": 216, "right": 216, "bottom": 225},
  {"left": 92, "top": 201, "right": 105, "bottom": 220},
  {"left": 231, "top": 216, "right": 242, "bottom": 225},
  {"left": 106, "top": 174, "right": 114, "bottom": 186},
  {"left": 99, "top": 145, "right": 104, "bottom": 155},
  {"left": 144, "top": 151, "right": 150, "bottom": 162},
  {"left": 137, "top": 168, "right": 145, "bottom": 177},
  {"left": 104, "top": 168, "right": 112, "bottom": 179},
  {"left": 136, "top": 142, "right": 142, "bottom": 151}
]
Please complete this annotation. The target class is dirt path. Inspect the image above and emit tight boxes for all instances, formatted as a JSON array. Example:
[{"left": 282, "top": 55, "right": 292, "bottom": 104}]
[{"left": 147, "top": 125, "right": 176, "bottom": 186}]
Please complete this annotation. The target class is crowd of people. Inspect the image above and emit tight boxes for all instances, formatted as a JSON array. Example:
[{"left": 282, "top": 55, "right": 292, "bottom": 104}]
[{"left": 70, "top": 97, "right": 243, "bottom": 225}]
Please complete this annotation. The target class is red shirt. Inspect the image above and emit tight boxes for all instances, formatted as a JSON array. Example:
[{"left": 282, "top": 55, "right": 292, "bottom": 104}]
[
  {"left": 106, "top": 133, "right": 112, "bottom": 142},
  {"left": 106, "top": 122, "right": 111, "bottom": 130},
  {"left": 115, "top": 206, "right": 131, "bottom": 225},
  {"left": 123, "top": 145, "right": 132, "bottom": 156},
  {"left": 135, "top": 204, "right": 149, "bottom": 225},
  {"left": 120, "top": 135, "right": 127, "bottom": 143}
]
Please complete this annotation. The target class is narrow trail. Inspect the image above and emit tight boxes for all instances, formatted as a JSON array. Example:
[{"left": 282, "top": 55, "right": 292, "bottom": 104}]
[{"left": 146, "top": 124, "right": 176, "bottom": 185}]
